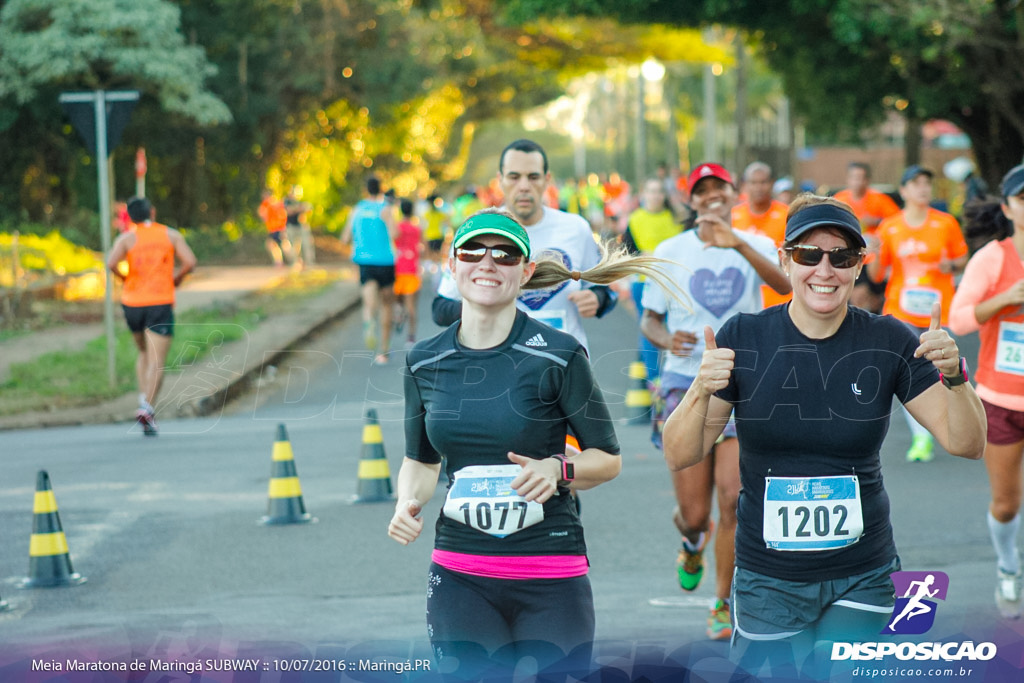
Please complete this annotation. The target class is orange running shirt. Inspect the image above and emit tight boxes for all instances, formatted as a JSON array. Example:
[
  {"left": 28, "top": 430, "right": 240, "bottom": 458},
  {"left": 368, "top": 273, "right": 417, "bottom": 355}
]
[
  {"left": 121, "top": 223, "right": 176, "bottom": 307},
  {"left": 833, "top": 189, "right": 900, "bottom": 235},
  {"left": 258, "top": 197, "right": 287, "bottom": 233},
  {"left": 875, "top": 208, "right": 967, "bottom": 327},
  {"left": 732, "top": 199, "right": 791, "bottom": 308}
]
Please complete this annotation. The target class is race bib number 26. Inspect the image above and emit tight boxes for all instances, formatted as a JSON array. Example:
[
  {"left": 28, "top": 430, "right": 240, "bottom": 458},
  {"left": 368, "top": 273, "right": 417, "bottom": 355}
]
[
  {"left": 443, "top": 465, "right": 544, "bottom": 538},
  {"left": 763, "top": 475, "right": 864, "bottom": 551}
]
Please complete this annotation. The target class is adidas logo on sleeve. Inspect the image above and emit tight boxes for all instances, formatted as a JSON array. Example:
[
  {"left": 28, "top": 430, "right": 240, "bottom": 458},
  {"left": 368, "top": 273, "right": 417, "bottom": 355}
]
[{"left": 525, "top": 333, "right": 548, "bottom": 347}]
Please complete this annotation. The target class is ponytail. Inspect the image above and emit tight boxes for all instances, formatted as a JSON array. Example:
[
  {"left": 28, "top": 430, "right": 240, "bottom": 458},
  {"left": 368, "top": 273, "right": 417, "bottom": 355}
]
[
  {"left": 963, "top": 197, "right": 1013, "bottom": 254},
  {"left": 525, "top": 239, "right": 691, "bottom": 312}
]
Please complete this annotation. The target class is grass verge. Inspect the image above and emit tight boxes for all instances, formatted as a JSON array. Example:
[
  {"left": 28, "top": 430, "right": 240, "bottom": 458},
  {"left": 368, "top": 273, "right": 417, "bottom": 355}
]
[{"left": 0, "top": 269, "right": 344, "bottom": 416}]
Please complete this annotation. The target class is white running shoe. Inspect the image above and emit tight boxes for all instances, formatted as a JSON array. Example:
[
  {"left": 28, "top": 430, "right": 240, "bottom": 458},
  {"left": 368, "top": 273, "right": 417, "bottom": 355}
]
[{"left": 995, "top": 569, "right": 1022, "bottom": 619}]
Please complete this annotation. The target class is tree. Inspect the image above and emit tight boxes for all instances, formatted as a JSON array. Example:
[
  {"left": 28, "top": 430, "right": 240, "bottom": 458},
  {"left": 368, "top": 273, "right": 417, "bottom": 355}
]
[
  {"left": 507, "top": 0, "right": 1024, "bottom": 189},
  {"left": 0, "top": 0, "right": 230, "bottom": 226},
  {"left": 0, "top": 0, "right": 230, "bottom": 122}
]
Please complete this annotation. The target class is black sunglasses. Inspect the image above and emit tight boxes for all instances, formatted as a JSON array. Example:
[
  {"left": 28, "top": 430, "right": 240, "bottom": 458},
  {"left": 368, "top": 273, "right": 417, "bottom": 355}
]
[
  {"left": 785, "top": 245, "right": 864, "bottom": 269},
  {"left": 455, "top": 242, "right": 524, "bottom": 266}
]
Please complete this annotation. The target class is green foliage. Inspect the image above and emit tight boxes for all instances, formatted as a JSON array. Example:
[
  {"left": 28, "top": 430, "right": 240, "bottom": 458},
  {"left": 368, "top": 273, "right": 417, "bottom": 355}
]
[
  {"left": 0, "top": 0, "right": 230, "bottom": 124},
  {"left": 0, "top": 303, "right": 263, "bottom": 412},
  {"left": 0, "top": 231, "right": 104, "bottom": 287}
]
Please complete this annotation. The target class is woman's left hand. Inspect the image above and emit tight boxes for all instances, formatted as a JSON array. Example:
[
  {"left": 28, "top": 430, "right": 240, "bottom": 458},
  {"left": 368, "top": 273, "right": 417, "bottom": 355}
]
[
  {"left": 508, "top": 452, "right": 561, "bottom": 504},
  {"left": 914, "top": 303, "right": 961, "bottom": 376}
]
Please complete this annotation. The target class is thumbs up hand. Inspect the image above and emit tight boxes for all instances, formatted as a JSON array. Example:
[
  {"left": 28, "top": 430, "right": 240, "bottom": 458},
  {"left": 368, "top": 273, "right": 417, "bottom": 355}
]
[
  {"left": 914, "top": 302, "right": 960, "bottom": 374},
  {"left": 696, "top": 326, "right": 735, "bottom": 397}
]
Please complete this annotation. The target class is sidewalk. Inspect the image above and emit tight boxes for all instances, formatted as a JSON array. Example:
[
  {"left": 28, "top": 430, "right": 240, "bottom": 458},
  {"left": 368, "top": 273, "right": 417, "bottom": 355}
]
[{"left": 0, "top": 265, "right": 362, "bottom": 431}]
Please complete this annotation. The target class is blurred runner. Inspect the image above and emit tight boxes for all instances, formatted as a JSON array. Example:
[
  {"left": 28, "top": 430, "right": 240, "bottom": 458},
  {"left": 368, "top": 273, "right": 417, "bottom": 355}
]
[
  {"left": 867, "top": 165, "right": 969, "bottom": 462},
  {"left": 950, "top": 163, "right": 1024, "bottom": 618},
  {"left": 834, "top": 162, "right": 900, "bottom": 312},
  {"left": 107, "top": 197, "right": 197, "bottom": 436},
  {"left": 341, "top": 176, "right": 397, "bottom": 365},
  {"left": 732, "top": 161, "right": 792, "bottom": 308},
  {"left": 641, "top": 162, "right": 790, "bottom": 641}
]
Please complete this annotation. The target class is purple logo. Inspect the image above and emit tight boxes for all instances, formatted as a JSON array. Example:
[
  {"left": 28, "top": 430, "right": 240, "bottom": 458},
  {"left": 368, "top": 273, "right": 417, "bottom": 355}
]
[
  {"left": 883, "top": 571, "right": 949, "bottom": 635},
  {"left": 690, "top": 268, "right": 745, "bottom": 318}
]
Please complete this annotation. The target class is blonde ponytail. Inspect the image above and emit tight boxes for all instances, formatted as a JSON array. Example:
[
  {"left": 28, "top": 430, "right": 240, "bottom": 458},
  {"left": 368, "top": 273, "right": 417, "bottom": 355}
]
[{"left": 525, "top": 239, "right": 691, "bottom": 312}]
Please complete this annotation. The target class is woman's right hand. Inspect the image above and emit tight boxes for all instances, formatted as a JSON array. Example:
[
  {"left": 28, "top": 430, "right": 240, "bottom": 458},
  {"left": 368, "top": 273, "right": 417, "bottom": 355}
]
[
  {"left": 695, "top": 326, "right": 734, "bottom": 397},
  {"left": 388, "top": 499, "right": 424, "bottom": 545}
]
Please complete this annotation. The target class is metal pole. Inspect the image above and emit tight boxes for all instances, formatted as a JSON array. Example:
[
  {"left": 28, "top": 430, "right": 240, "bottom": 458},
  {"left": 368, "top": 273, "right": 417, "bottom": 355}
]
[{"left": 94, "top": 90, "right": 117, "bottom": 389}]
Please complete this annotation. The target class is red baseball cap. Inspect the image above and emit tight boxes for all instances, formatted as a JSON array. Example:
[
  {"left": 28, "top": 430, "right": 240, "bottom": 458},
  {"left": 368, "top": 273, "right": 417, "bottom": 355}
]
[{"left": 687, "top": 163, "right": 734, "bottom": 192}]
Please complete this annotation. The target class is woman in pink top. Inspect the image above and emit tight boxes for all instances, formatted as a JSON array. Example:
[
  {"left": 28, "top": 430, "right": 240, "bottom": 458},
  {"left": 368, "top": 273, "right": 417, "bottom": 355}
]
[{"left": 950, "top": 164, "right": 1024, "bottom": 619}]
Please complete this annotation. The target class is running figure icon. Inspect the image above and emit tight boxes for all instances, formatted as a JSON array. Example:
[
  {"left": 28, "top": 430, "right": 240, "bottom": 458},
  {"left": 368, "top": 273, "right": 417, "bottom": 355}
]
[{"left": 888, "top": 574, "right": 939, "bottom": 631}]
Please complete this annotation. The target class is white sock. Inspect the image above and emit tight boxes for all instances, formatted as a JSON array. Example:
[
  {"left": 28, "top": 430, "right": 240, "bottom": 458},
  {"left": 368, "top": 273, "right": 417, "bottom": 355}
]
[
  {"left": 683, "top": 530, "right": 707, "bottom": 552},
  {"left": 988, "top": 511, "right": 1021, "bottom": 575}
]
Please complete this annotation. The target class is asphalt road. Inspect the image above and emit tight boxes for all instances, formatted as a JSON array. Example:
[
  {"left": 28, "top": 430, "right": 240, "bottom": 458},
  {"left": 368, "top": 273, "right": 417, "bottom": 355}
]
[{"left": 2, "top": 289, "right": 1024, "bottom": 681}]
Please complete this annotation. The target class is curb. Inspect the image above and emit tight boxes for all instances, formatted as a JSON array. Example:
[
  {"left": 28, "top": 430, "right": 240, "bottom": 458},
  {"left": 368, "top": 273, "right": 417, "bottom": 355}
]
[{"left": 0, "top": 280, "right": 362, "bottom": 431}]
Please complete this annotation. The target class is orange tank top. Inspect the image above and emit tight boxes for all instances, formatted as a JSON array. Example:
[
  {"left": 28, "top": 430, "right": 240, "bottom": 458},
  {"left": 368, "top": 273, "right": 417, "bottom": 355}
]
[
  {"left": 121, "top": 223, "right": 176, "bottom": 307},
  {"left": 975, "top": 239, "right": 1024, "bottom": 395}
]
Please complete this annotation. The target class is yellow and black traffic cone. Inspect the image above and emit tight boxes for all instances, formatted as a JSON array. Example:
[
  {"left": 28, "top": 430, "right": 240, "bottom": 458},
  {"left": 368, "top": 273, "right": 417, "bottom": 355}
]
[
  {"left": 21, "top": 470, "right": 86, "bottom": 588},
  {"left": 624, "top": 360, "right": 652, "bottom": 425},
  {"left": 354, "top": 409, "right": 394, "bottom": 503},
  {"left": 259, "top": 424, "right": 315, "bottom": 525}
]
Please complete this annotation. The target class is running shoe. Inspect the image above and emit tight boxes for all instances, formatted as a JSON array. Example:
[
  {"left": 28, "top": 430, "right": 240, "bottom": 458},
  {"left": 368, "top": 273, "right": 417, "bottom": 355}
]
[
  {"left": 676, "top": 519, "right": 713, "bottom": 592},
  {"left": 995, "top": 569, "right": 1022, "bottom": 619},
  {"left": 137, "top": 409, "right": 158, "bottom": 437},
  {"left": 707, "top": 599, "right": 733, "bottom": 640},
  {"left": 906, "top": 435, "right": 934, "bottom": 462},
  {"left": 372, "top": 353, "right": 389, "bottom": 366},
  {"left": 363, "top": 321, "right": 377, "bottom": 350}
]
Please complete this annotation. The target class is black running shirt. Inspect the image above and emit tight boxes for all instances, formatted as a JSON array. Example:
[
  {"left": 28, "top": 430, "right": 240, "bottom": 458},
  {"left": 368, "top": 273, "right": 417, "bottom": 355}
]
[
  {"left": 404, "top": 310, "right": 620, "bottom": 557},
  {"left": 715, "top": 305, "right": 938, "bottom": 581}
]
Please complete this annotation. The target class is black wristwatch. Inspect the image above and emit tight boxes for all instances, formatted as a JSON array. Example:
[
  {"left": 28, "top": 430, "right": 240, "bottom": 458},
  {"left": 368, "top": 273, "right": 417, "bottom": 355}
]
[
  {"left": 552, "top": 454, "right": 575, "bottom": 484},
  {"left": 940, "top": 356, "right": 970, "bottom": 389}
]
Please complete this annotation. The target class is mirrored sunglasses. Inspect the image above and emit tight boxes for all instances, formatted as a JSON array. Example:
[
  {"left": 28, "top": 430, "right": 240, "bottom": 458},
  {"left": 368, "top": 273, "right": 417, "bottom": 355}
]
[
  {"left": 455, "top": 242, "right": 524, "bottom": 266},
  {"left": 785, "top": 245, "right": 863, "bottom": 269}
]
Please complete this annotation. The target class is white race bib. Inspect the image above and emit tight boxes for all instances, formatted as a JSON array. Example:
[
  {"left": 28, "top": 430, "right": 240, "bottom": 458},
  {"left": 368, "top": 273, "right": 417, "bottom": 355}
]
[
  {"left": 899, "top": 287, "right": 941, "bottom": 318},
  {"left": 442, "top": 465, "right": 544, "bottom": 538},
  {"left": 527, "top": 308, "right": 566, "bottom": 331},
  {"left": 996, "top": 320, "right": 1024, "bottom": 376},
  {"left": 763, "top": 475, "right": 864, "bottom": 551}
]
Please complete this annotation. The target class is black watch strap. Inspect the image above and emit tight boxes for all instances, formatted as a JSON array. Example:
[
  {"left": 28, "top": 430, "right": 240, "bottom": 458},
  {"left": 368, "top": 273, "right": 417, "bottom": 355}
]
[{"left": 940, "top": 356, "right": 969, "bottom": 388}]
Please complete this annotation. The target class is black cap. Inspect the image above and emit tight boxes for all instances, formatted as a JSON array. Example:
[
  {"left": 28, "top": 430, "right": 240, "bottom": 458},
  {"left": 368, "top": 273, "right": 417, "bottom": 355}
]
[
  {"left": 900, "top": 165, "right": 934, "bottom": 186},
  {"left": 785, "top": 204, "right": 866, "bottom": 248},
  {"left": 1001, "top": 164, "right": 1024, "bottom": 200}
]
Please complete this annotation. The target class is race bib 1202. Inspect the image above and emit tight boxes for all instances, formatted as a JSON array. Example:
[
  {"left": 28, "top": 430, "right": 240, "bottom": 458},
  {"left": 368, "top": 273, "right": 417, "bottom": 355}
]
[{"left": 763, "top": 475, "right": 864, "bottom": 551}]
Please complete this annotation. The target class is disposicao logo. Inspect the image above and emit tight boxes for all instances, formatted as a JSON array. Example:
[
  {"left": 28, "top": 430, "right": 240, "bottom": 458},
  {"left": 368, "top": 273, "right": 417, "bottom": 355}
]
[
  {"left": 831, "top": 570, "right": 997, "bottom": 663},
  {"left": 883, "top": 570, "right": 948, "bottom": 635}
]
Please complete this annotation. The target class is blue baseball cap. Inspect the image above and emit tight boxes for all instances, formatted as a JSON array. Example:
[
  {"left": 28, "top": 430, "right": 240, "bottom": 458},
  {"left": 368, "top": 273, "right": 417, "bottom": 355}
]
[
  {"left": 900, "top": 165, "right": 934, "bottom": 186},
  {"left": 1001, "top": 164, "right": 1024, "bottom": 200}
]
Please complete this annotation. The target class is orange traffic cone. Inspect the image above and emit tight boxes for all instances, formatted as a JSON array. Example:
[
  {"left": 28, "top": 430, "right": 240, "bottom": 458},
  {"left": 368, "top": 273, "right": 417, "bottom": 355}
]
[
  {"left": 354, "top": 409, "right": 394, "bottom": 503},
  {"left": 20, "top": 471, "right": 86, "bottom": 588},
  {"left": 259, "top": 424, "right": 315, "bottom": 525},
  {"left": 624, "top": 360, "right": 652, "bottom": 425}
]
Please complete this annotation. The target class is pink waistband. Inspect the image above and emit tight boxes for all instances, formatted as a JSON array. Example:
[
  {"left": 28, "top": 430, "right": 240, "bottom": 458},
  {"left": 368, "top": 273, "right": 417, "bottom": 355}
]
[{"left": 431, "top": 549, "right": 589, "bottom": 580}]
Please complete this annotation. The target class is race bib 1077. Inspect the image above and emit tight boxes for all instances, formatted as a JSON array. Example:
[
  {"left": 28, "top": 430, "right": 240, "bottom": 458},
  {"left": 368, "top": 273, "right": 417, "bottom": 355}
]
[{"left": 443, "top": 465, "right": 544, "bottom": 538}]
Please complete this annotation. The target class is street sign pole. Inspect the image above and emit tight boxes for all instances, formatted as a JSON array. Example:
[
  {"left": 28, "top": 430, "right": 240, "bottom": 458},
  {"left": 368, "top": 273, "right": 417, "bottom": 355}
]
[
  {"left": 94, "top": 90, "right": 117, "bottom": 388},
  {"left": 59, "top": 90, "right": 139, "bottom": 388}
]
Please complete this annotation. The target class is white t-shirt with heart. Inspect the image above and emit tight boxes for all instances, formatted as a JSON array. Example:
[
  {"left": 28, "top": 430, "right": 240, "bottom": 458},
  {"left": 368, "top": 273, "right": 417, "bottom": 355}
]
[{"left": 641, "top": 228, "right": 777, "bottom": 377}]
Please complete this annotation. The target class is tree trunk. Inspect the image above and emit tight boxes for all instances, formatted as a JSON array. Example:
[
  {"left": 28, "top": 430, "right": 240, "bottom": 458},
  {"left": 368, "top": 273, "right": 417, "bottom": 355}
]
[{"left": 957, "top": 103, "right": 1024, "bottom": 193}]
